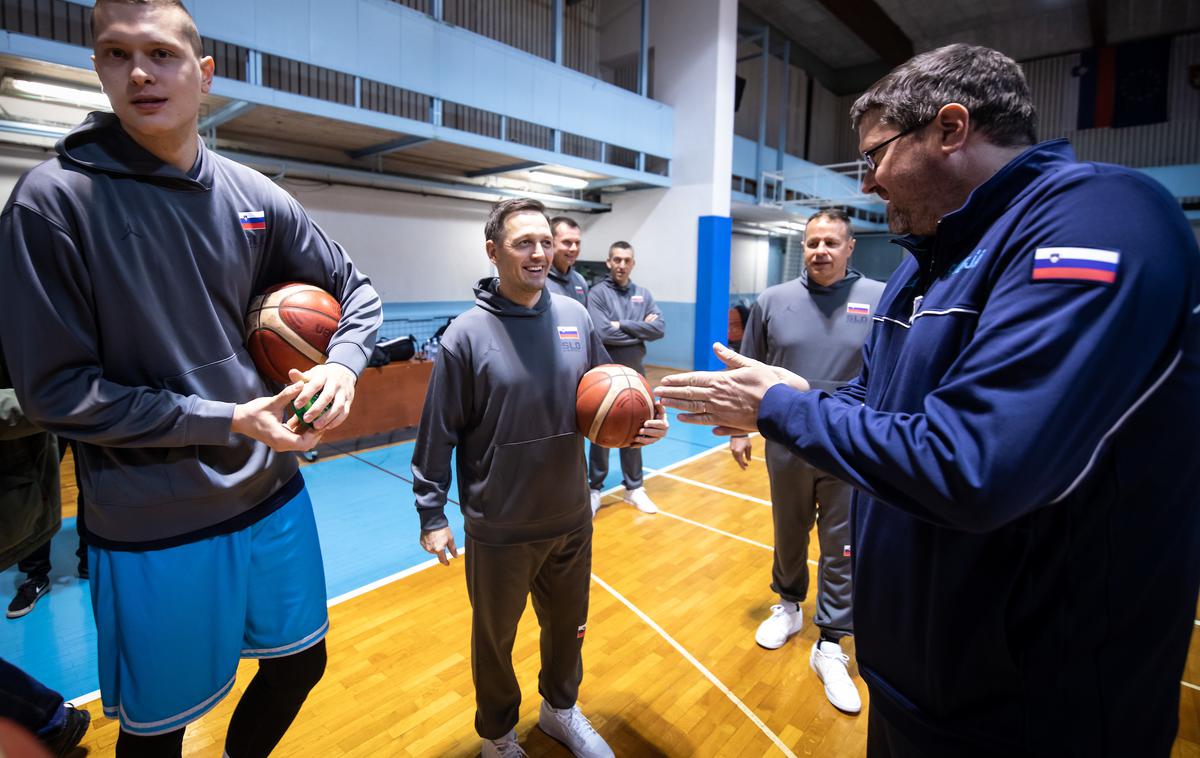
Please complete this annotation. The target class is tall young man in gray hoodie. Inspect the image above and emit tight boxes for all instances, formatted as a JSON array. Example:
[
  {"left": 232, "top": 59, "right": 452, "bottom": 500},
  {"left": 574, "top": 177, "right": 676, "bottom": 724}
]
[
  {"left": 0, "top": 1, "right": 380, "bottom": 755},
  {"left": 412, "top": 199, "right": 667, "bottom": 758},
  {"left": 729, "top": 210, "right": 883, "bottom": 713},
  {"left": 586, "top": 242, "right": 665, "bottom": 515}
]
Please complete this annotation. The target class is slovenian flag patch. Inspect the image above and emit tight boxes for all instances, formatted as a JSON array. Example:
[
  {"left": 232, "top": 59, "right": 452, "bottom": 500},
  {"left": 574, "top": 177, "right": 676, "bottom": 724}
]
[
  {"left": 1032, "top": 247, "right": 1119, "bottom": 284},
  {"left": 239, "top": 210, "right": 266, "bottom": 231},
  {"left": 847, "top": 303, "right": 870, "bottom": 316},
  {"left": 557, "top": 326, "right": 580, "bottom": 340}
]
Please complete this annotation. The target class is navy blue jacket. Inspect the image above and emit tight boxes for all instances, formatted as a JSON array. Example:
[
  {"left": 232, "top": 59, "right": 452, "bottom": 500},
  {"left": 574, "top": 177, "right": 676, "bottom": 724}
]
[{"left": 758, "top": 141, "right": 1200, "bottom": 756}]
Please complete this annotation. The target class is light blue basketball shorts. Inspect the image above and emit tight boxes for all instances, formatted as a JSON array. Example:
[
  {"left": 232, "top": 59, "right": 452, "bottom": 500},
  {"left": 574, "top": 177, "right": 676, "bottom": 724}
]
[{"left": 88, "top": 486, "right": 328, "bottom": 736}]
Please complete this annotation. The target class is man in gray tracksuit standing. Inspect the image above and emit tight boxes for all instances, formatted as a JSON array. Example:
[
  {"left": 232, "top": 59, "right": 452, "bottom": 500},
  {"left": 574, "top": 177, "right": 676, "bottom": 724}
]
[
  {"left": 545, "top": 216, "right": 589, "bottom": 305},
  {"left": 730, "top": 209, "right": 883, "bottom": 714},
  {"left": 412, "top": 200, "right": 666, "bottom": 758},
  {"left": 586, "top": 242, "right": 665, "bottom": 515}
]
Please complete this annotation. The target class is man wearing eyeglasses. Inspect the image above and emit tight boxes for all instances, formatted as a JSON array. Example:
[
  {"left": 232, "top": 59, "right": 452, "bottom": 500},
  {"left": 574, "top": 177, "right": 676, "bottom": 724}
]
[{"left": 657, "top": 43, "right": 1200, "bottom": 757}]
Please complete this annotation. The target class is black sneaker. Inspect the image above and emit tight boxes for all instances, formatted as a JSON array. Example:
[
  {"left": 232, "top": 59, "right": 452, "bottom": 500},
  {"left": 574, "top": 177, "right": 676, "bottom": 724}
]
[
  {"left": 41, "top": 703, "right": 90, "bottom": 757},
  {"left": 6, "top": 577, "right": 50, "bottom": 619}
]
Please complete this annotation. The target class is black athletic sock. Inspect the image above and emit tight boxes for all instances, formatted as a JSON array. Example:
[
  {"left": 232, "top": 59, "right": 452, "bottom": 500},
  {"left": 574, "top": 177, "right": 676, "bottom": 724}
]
[
  {"left": 115, "top": 726, "right": 185, "bottom": 758},
  {"left": 818, "top": 632, "right": 841, "bottom": 645},
  {"left": 224, "top": 640, "right": 327, "bottom": 758}
]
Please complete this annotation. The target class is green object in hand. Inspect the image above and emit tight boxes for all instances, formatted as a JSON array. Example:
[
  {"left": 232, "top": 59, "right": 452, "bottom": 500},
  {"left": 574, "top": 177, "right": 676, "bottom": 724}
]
[{"left": 289, "top": 398, "right": 324, "bottom": 431}]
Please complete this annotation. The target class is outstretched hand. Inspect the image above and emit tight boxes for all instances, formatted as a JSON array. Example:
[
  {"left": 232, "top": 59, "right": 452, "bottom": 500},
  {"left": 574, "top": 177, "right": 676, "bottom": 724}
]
[{"left": 654, "top": 343, "right": 809, "bottom": 435}]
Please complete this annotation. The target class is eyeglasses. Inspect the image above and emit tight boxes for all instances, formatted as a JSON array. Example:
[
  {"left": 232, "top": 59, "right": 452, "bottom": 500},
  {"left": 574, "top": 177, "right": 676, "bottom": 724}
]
[{"left": 861, "top": 122, "right": 926, "bottom": 172}]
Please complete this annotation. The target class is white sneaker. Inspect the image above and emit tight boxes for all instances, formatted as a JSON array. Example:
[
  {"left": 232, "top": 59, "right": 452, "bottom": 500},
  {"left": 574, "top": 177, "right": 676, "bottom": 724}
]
[
  {"left": 537, "top": 701, "right": 614, "bottom": 758},
  {"left": 623, "top": 487, "right": 658, "bottom": 514},
  {"left": 755, "top": 603, "right": 803, "bottom": 649},
  {"left": 481, "top": 730, "right": 527, "bottom": 758},
  {"left": 810, "top": 640, "right": 862, "bottom": 713},
  {"left": 590, "top": 489, "right": 602, "bottom": 517}
]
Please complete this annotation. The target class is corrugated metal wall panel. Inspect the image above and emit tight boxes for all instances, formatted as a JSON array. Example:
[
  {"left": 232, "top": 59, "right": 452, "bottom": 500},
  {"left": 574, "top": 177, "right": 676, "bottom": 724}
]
[{"left": 1024, "top": 32, "right": 1200, "bottom": 166}]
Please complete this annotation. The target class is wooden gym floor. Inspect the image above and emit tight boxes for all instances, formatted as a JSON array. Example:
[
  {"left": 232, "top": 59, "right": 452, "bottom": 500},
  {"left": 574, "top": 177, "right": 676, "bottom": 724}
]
[{"left": 27, "top": 365, "right": 1200, "bottom": 756}]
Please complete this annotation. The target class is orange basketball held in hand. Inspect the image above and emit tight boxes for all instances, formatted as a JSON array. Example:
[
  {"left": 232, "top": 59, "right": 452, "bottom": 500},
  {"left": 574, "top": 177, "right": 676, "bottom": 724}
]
[
  {"left": 577, "top": 364, "right": 655, "bottom": 448},
  {"left": 246, "top": 282, "right": 341, "bottom": 385}
]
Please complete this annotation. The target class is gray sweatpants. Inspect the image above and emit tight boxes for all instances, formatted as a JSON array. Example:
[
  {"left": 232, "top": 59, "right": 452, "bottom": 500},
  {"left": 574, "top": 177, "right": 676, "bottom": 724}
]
[
  {"left": 465, "top": 523, "right": 593, "bottom": 740},
  {"left": 765, "top": 439, "right": 853, "bottom": 639},
  {"left": 588, "top": 343, "right": 646, "bottom": 491}
]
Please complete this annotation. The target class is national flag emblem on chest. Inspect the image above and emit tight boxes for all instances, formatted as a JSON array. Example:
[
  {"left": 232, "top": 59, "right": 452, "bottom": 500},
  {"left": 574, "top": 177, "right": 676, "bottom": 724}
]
[
  {"left": 1032, "top": 247, "right": 1119, "bottom": 284},
  {"left": 631, "top": 295, "right": 644, "bottom": 303},
  {"left": 846, "top": 303, "right": 870, "bottom": 316},
  {"left": 557, "top": 326, "right": 580, "bottom": 340},
  {"left": 239, "top": 211, "right": 266, "bottom": 231}
]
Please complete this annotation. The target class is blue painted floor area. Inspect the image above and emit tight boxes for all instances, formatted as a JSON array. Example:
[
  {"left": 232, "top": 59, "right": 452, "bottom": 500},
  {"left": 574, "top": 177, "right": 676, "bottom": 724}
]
[{"left": 0, "top": 407, "right": 717, "bottom": 701}]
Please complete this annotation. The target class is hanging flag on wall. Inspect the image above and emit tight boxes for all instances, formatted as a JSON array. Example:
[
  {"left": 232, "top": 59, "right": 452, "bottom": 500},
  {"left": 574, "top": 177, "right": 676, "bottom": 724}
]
[{"left": 1076, "top": 38, "right": 1171, "bottom": 129}]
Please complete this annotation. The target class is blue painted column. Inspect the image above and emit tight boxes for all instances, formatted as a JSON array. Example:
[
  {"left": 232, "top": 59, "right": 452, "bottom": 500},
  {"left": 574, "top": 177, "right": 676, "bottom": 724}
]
[{"left": 693, "top": 215, "right": 732, "bottom": 370}]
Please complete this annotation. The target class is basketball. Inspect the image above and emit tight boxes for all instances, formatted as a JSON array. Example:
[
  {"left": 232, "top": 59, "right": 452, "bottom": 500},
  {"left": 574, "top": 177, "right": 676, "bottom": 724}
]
[
  {"left": 576, "top": 364, "right": 655, "bottom": 448},
  {"left": 246, "top": 282, "right": 341, "bottom": 385}
]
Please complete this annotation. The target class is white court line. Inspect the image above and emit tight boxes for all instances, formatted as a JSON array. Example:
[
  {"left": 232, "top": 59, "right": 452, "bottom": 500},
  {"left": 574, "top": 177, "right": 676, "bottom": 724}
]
[
  {"left": 591, "top": 573, "right": 797, "bottom": 758},
  {"left": 327, "top": 552, "right": 463, "bottom": 607},
  {"left": 655, "top": 510, "right": 819, "bottom": 568},
  {"left": 1184, "top": 681, "right": 1200, "bottom": 692},
  {"left": 68, "top": 690, "right": 100, "bottom": 707},
  {"left": 657, "top": 510, "right": 773, "bottom": 552},
  {"left": 649, "top": 470, "right": 773, "bottom": 507},
  {"left": 598, "top": 440, "right": 732, "bottom": 499}
]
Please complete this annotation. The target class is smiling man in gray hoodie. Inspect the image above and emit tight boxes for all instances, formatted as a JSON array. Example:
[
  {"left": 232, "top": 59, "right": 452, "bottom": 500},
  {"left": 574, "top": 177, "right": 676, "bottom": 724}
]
[{"left": 412, "top": 199, "right": 667, "bottom": 758}]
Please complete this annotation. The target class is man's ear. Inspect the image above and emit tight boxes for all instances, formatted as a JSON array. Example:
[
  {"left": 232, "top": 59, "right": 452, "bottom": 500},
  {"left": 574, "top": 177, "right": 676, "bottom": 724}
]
[
  {"left": 485, "top": 239, "right": 498, "bottom": 266},
  {"left": 200, "top": 55, "right": 215, "bottom": 94},
  {"left": 937, "top": 103, "right": 970, "bottom": 155}
]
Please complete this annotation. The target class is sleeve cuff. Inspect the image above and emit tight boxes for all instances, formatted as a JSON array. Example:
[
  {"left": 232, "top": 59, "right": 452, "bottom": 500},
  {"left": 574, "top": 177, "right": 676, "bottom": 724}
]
[
  {"left": 326, "top": 342, "right": 369, "bottom": 377},
  {"left": 418, "top": 507, "right": 449, "bottom": 533},
  {"left": 757, "top": 382, "right": 809, "bottom": 443},
  {"left": 186, "top": 398, "right": 236, "bottom": 445}
]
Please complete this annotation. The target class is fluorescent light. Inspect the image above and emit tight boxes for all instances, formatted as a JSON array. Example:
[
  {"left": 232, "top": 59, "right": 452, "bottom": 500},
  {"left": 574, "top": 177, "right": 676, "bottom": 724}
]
[
  {"left": 528, "top": 170, "right": 588, "bottom": 190},
  {"left": 4, "top": 77, "right": 111, "bottom": 111}
]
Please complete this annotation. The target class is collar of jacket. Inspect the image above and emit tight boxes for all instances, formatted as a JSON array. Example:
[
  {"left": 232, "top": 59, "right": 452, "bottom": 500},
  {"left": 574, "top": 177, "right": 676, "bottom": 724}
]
[{"left": 891, "top": 139, "right": 1076, "bottom": 274}]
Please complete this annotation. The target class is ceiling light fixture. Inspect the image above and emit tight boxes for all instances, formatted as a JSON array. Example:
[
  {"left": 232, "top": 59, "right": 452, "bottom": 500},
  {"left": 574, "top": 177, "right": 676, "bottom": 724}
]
[
  {"left": 3, "top": 77, "right": 111, "bottom": 111},
  {"left": 528, "top": 170, "right": 589, "bottom": 190}
]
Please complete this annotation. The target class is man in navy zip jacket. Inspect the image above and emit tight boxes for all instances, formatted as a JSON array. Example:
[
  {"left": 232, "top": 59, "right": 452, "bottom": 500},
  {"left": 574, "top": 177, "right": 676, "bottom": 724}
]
[{"left": 657, "top": 44, "right": 1200, "bottom": 757}]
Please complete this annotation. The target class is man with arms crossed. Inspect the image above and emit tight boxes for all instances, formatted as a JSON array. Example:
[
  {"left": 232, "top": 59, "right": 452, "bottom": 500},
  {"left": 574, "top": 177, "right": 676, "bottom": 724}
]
[
  {"left": 412, "top": 199, "right": 667, "bottom": 758},
  {"left": 732, "top": 209, "right": 883, "bottom": 713},
  {"left": 546, "top": 216, "right": 589, "bottom": 305},
  {"left": 0, "top": 1, "right": 381, "bottom": 755},
  {"left": 657, "top": 44, "right": 1200, "bottom": 757},
  {"left": 586, "top": 242, "right": 665, "bottom": 515}
]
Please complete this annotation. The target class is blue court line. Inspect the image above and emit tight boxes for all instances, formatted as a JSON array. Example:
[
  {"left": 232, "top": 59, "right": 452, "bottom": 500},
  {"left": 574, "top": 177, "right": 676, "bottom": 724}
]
[{"left": 0, "top": 408, "right": 720, "bottom": 701}]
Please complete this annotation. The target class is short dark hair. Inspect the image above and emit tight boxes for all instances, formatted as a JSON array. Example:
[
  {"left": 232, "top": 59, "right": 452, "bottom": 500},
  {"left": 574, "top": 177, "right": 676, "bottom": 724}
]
[
  {"left": 485, "top": 198, "right": 550, "bottom": 245},
  {"left": 549, "top": 216, "right": 580, "bottom": 235},
  {"left": 91, "top": 0, "right": 204, "bottom": 57},
  {"left": 850, "top": 43, "right": 1036, "bottom": 148},
  {"left": 608, "top": 241, "right": 633, "bottom": 259},
  {"left": 806, "top": 209, "right": 854, "bottom": 238}
]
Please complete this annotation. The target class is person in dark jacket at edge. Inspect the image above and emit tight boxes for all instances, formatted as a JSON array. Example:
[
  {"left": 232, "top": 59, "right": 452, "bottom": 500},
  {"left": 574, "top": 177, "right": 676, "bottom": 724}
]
[
  {"left": 412, "top": 199, "right": 668, "bottom": 758},
  {"left": 656, "top": 43, "right": 1200, "bottom": 757},
  {"left": 0, "top": 1, "right": 381, "bottom": 756},
  {"left": 0, "top": 350, "right": 92, "bottom": 757}
]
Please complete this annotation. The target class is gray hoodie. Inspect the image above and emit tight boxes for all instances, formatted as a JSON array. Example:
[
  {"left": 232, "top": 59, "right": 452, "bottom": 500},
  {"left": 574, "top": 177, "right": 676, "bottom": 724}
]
[
  {"left": 740, "top": 268, "right": 884, "bottom": 392},
  {"left": 0, "top": 112, "right": 381, "bottom": 547},
  {"left": 412, "top": 278, "right": 609, "bottom": 545},
  {"left": 546, "top": 264, "right": 589, "bottom": 305},
  {"left": 587, "top": 276, "right": 664, "bottom": 367}
]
